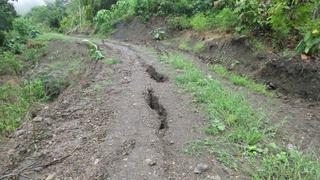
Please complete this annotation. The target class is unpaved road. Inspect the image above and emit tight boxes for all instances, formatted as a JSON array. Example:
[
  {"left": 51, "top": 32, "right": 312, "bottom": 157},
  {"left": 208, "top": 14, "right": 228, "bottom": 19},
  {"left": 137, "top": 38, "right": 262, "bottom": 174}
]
[
  {"left": 0, "top": 40, "right": 229, "bottom": 179},
  {"left": 1, "top": 37, "right": 320, "bottom": 180}
]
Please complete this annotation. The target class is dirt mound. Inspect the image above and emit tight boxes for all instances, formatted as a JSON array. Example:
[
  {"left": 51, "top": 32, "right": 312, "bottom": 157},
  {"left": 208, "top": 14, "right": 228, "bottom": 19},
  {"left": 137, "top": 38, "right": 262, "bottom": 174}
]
[
  {"left": 112, "top": 17, "right": 166, "bottom": 43},
  {"left": 261, "top": 58, "right": 320, "bottom": 100}
]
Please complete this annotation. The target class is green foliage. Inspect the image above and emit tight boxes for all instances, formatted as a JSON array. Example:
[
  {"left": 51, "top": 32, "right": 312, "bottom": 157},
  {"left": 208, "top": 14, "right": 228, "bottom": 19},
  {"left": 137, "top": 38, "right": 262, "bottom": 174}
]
[
  {"left": 166, "top": 15, "right": 191, "bottom": 30},
  {"left": 296, "top": 29, "right": 320, "bottom": 55},
  {"left": 0, "top": 0, "right": 17, "bottom": 46},
  {"left": 234, "top": 0, "right": 268, "bottom": 32},
  {"left": 0, "top": 52, "right": 22, "bottom": 75},
  {"left": 214, "top": 8, "right": 238, "bottom": 31},
  {"left": 25, "top": 0, "right": 67, "bottom": 30},
  {"left": 190, "top": 12, "right": 212, "bottom": 31},
  {"left": 12, "top": 19, "right": 41, "bottom": 40},
  {"left": 133, "top": 0, "right": 157, "bottom": 22},
  {"left": 36, "top": 73, "right": 68, "bottom": 101},
  {"left": 192, "top": 41, "right": 205, "bottom": 53},
  {"left": 82, "top": 39, "right": 105, "bottom": 60},
  {"left": 178, "top": 39, "right": 190, "bottom": 51},
  {"left": 253, "top": 148, "right": 320, "bottom": 180},
  {"left": 0, "top": 80, "right": 46, "bottom": 136},
  {"left": 103, "top": 58, "right": 118, "bottom": 65},
  {"left": 94, "top": 0, "right": 135, "bottom": 34},
  {"left": 151, "top": 28, "right": 167, "bottom": 40}
]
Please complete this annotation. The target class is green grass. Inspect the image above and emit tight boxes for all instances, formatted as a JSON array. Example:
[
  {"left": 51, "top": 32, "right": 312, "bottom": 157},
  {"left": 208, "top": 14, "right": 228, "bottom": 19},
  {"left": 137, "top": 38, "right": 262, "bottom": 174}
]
[
  {"left": 103, "top": 58, "right": 118, "bottom": 65},
  {"left": 178, "top": 40, "right": 205, "bottom": 53},
  {"left": 212, "top": 64, "right": 273, "bottom": 97},
  {"left": 192, "top": 41, "right": 205, "bottom": 53},
  {"left": 178, "top": 40, "right": 190, "bottom": 51},
  {"left": 0, "top": 80, "right": 47, "bottom": 136},
  {"left": 160, "top": 53, "right": 320, "bottom": 179},
  {"left": 35, "top": 33, "right": 74, "bottom": 42},
  {"left": 0, "top": 52, "right": 22, "bottom": 75}
]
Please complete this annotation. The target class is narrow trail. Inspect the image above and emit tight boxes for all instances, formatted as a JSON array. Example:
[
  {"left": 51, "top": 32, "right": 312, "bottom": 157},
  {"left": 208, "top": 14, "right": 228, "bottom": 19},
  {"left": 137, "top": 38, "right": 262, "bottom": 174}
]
[{"left": 0, "top": 40, "right": 229, "bottom": 179}]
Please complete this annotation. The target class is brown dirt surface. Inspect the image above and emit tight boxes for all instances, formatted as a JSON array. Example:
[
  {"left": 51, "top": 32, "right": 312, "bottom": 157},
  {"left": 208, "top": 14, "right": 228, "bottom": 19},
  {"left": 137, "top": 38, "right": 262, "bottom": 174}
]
[{"left": 0, "top": 40, "right": 230, "bottom": 179}]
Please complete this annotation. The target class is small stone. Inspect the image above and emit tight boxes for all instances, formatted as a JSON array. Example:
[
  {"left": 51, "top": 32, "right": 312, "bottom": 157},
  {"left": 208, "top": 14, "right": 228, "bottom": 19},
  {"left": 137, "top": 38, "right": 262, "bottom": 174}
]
[
  {"left": 94, "top": 159, "right": 100, "bottom": 165},
  {"left": 194, "top": 163, "right": 209, "bottom": 174},
  {"left": 206, "top": 175, "right": 221, "bottom": 180},
  {"left": 145, "top": 159, "right": 157, "bottom": 166},
  {"left": 45, "top": 173, "right": 56, "bottom": 180},
  {"left": 169, "top": 141, "right": 174, "bottom": 145},
  {"left": 287, "top": 144, "right": 295, "bottom": 150},
  {"left": 33, "top": 116, "right": 43, "bottom": 122},
  {"left": 15, "top": 129, "right": 25, "bottom": 137}
]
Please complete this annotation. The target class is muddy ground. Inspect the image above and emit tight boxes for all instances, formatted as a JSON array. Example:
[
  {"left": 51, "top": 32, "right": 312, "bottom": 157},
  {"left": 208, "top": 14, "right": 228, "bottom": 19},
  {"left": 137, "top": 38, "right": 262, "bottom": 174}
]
[{"left": 0, "top": 19, "right": 320, "bottom": 179}]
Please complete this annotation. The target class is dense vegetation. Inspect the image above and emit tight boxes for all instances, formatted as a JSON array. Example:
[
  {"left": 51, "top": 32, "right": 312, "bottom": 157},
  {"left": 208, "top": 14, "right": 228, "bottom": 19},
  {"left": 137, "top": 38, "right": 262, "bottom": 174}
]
[{"left": 15, "top": 0, "right": 319, "bottom": 56}]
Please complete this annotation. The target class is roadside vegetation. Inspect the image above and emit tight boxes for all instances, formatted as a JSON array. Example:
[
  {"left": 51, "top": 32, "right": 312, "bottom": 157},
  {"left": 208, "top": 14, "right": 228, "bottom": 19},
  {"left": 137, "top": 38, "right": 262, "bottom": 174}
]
[
  {"left": 19, "top": 0, "right": 319, "bottom": 57},
  {"left": 212, "top": 64, "right": 274, "bottom": 97},
  {"left": 160, "top": 53, "right": 320, "bottom": 179}
]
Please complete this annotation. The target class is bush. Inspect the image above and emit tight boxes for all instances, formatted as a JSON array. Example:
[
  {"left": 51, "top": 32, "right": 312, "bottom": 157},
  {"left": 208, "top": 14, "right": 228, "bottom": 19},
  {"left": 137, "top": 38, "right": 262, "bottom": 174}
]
[
  {"left": 0, "top": 52, "right": 22, "bottom": 75},
  {"left": 166, "top": 15, "right": 191, "bottom": 30},
  {"left": 134, "top": 0, "right": 157, "bottom": 22},
  {"left": 94, "top": 0, "right": 135, "bottom": 34},
  {"left": 190, "top": 12, "right": 212, "bottom": 31},
  {"left": 0, "top": 80, "right": 46, "bottom": 135},
  {"left": 234, "top": 0, "right": 269, "bottom": 32},
  {"left": 214, "top": 8, "right": 238, "bottom": 31},
  {"left": 13, "top": 18, "right": 41, "bottom": 41}
]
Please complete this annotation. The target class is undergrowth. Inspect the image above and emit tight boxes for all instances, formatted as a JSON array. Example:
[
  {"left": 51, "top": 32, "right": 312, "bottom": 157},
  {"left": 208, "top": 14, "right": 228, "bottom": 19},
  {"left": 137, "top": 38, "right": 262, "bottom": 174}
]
[{"left": 0, "top": 80, "right": 47, "bottom": 136}]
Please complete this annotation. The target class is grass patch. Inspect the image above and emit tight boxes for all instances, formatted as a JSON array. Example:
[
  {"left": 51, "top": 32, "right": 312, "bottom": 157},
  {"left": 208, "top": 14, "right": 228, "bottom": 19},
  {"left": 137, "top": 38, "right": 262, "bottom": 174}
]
[
  {"left": 192, "top": 41, "right": 205, "bottom": 53},
  {"left": 0, "top": 80, "right": 47, "bottom": 136},
  {"left": 103, "top": 58, "right": 118, "bottom": 65},
  {"left": 35, "top": 33, "right": 74, "bottom": 42},
  {"left": 212, "top": 64, "right": 273, "bottom": 97},
  {"left": 178, "top": 39, "right": 205, "bottom": 53},
  {"left": 178, "top": 39, "right": 190, "bottom": 51},
  {"left": 160, "top": 53, "right": 320, "bottom": 179}
]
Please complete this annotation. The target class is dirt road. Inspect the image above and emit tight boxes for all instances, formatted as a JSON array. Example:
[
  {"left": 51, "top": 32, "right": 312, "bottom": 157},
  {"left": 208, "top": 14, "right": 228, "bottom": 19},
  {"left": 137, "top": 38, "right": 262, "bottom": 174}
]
[
  {"left": 1, "top": 35, "right": 319, "bottom": 179},
  {"left": 0, "top": 40, "right": 230, "bottom": 179}
]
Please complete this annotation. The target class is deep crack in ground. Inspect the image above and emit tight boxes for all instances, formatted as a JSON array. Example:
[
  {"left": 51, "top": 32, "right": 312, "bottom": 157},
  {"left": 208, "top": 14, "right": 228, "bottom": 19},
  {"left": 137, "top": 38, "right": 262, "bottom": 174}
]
[
  {"left": 145, "top": 88, "right": 168, "bottom": 133},
  {"left": 146, "top": 65, "right": 168, "bottom": 83}
]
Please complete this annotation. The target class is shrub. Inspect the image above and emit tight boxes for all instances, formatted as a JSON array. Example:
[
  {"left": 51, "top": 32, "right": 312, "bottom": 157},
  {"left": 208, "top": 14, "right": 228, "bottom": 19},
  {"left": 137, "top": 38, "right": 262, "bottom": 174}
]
[
  {"left": 234, "top": 0, "right": 269, "bottom": 32},
  {"left": 94, "top": 0, "right": 134, "bottom": 34},
  {"left": 0, "top": 80, "right": 46, "bottom": 135},
  {"left": 0, "top": 0, "right": 17, "bottom": 46},
  {"left": 215, "top": 8, "right": 238, "bottom": 31},
  {"left": 134, "top": 0, "right": 157, "bottom": 22},
  {"left": 0, "top": 52, "right": 22, "bottom": 75},
  {"left": 190, "top": 13, "right": 211, "bottom": 31},
  {"left": 296, "top": 29, "right": 320, "bottom": 55},
  {"left": 167, "top": 15, "right": 191, "bottom": 30}
]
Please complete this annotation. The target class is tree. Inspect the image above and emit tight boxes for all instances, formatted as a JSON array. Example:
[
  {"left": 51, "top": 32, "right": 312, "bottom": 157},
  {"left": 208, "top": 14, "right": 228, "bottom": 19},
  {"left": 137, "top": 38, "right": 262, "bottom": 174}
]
[{"left": 0, "top": 0, "right": 17, "bottom": 46}]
